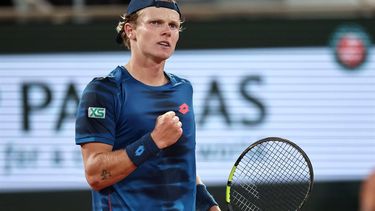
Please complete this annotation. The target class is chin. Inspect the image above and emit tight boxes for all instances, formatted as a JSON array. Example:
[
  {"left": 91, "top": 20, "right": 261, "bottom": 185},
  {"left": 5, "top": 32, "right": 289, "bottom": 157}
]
[{"left": 157, "top": 52, "right": 173, "bottom": 60}]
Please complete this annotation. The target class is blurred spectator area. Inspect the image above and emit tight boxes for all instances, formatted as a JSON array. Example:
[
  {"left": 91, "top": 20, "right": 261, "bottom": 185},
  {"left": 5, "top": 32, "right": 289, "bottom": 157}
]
[{"left": 0, "top": 0, "right": 375, "bottom": 23}]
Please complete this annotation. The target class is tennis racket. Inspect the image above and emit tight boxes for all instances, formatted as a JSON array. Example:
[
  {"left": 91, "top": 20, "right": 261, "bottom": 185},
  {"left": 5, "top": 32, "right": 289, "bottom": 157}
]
[{"left": 226, "top": 137, "right": 314, "bottom": 211}]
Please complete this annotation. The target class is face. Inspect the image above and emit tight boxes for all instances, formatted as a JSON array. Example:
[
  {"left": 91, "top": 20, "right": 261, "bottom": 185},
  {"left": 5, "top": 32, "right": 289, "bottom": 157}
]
[{"left": 128, "top": 7, "right": 181, "bottom": 62}]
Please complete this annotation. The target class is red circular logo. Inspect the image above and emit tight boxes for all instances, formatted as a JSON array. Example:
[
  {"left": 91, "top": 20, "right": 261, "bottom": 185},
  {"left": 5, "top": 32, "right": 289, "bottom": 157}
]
[{"left": 179, "top": 103, "right": 189, "bottom": 115}]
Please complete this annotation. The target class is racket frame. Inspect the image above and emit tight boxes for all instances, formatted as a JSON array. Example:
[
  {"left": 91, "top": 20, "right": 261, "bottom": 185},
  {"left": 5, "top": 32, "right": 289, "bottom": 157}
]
[{"left": 225, "top": 137, "right": 314, "bottom": 211}]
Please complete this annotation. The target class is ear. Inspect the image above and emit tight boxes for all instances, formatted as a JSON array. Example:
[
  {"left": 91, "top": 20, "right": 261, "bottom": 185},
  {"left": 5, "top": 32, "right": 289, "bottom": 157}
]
[{"left": 124, "top": 23, "right": 135, "bottom": 40}]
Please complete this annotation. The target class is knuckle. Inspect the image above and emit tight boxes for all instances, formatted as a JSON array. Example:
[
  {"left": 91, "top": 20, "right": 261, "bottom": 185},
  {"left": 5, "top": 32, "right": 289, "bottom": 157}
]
[
  {"left": 167, "top": 111, "right": 175, "bottom": 116},
  {"left": 157, "top": 115, "right": 164, "bottom": 122}
]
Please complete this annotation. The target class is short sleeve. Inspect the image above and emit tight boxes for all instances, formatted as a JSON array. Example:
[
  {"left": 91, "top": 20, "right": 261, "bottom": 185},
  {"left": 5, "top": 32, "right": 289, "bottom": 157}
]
[{"left": 75, "top": 77, "right": 118, "bottom": 146}]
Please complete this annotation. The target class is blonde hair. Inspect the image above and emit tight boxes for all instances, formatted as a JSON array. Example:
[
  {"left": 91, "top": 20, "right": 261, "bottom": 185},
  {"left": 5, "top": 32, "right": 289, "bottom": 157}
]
[{"left": 116, "top": 12, "right": 139, "bottom": 49}]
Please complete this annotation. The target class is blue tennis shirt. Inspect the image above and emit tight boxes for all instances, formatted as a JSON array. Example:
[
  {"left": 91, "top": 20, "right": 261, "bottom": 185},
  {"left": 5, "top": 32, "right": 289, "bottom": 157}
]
[{"left": 76, "top": 66, "right": 196, "bottom": 211}]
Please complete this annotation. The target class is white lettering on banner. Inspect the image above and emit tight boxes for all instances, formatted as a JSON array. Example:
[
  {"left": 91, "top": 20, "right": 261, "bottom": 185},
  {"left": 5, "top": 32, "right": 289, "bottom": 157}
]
[{"left": 0, "top": 48, "right": 375, "bottom": 191}]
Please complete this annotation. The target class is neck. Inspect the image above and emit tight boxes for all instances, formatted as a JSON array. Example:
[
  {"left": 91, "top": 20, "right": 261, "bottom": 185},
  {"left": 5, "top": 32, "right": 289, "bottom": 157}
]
[{"left": 125, "top": 58, "right": 168, "bottom": 86}]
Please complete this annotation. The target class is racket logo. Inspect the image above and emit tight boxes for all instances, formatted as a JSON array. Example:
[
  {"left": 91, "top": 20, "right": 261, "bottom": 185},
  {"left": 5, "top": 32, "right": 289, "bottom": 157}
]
[
  {"left": 88, "top": 107, "right": 106, "bottom": 119},
  {"left": 179, "top": 103, "right": 189, "bottom": 115}
]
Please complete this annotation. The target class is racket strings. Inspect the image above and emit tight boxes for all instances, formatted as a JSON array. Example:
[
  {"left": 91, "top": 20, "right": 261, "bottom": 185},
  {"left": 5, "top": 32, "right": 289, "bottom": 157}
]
[
  {"left": 263, "top": 142, "right": 310, "bottom": 209},
  {"left": 230, "top": 140, "right": 312, "bottom": 211},
  {"left": 232, "top": 189, "right": 261, "bottom": 211}
]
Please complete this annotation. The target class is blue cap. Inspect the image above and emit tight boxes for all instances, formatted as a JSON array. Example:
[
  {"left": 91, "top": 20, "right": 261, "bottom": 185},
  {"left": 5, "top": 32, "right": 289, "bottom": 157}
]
[{"left": 127, "top": 0, "right": 181, "bottom": 17}]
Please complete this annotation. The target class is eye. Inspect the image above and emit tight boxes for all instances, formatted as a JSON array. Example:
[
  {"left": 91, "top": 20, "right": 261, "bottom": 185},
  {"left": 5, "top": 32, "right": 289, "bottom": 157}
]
[
  {"left": 150, "top": 20, "right": 162, "bottom": 26},
  {"left": 169, "top": 23, "right": 179, "bottom": 30}
]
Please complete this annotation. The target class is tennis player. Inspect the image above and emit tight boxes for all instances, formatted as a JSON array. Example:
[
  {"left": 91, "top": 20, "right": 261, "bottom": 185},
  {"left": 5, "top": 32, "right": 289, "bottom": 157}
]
[{"left": 75, "top": 0, "right": 220, "bottom": 210}]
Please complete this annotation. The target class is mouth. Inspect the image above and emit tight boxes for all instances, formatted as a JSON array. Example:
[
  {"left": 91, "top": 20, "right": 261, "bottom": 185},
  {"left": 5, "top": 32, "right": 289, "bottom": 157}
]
[{"left": 157, "top": 41, "right": 171, "bottom": 48}]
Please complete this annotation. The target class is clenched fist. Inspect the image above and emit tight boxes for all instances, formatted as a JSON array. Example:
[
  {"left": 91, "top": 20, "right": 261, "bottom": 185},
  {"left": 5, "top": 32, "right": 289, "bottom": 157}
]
[{"left": 151, "top": 111, "right": 183, "bottom": 149}]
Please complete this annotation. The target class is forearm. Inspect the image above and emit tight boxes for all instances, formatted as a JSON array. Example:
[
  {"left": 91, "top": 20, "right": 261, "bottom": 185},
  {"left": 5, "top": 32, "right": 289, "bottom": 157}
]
[
  {"left": 81, "top": 111, "right": 181, "bottom": 191},
  {"left": 83, "top": 145, "right": 136, "bottom": 191},
  {"left": 196, "top": 176, "right": 221, "bottom": 211}
]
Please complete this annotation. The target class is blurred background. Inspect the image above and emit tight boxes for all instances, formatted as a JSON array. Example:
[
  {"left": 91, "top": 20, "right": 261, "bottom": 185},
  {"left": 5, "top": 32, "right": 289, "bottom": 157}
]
[{"left": 0, "top": 0, "right": 375, "bottom": 210}]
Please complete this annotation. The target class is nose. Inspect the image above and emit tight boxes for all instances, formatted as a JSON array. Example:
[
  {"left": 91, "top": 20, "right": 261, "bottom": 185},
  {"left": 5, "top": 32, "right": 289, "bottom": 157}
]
[{"left": 161, "top": 24, "right": 172, "bottom": 37}]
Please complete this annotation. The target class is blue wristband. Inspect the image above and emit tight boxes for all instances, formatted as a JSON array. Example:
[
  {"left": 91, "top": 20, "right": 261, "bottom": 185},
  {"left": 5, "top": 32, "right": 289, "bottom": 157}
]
[
  {"left": 196, "top": 184, "right": 218, "bottom": 211},
  {"left": 125, "top": 133, "right": 160, "bottom": 166}
]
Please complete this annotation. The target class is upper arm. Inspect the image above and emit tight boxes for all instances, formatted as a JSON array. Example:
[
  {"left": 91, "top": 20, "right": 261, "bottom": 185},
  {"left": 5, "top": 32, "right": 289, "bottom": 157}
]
[{"left": 75, "top": 78, "right": 119, "bottom": 146}]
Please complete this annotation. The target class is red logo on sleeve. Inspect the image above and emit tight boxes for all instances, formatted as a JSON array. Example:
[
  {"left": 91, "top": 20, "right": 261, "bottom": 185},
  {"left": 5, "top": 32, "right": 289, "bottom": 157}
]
[{"left": 179, "top": 103, "right": 189, "bottom": 115}]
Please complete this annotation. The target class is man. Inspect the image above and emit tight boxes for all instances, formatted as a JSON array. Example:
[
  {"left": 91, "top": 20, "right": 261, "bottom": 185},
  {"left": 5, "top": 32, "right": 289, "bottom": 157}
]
[{"left": 75, "top": 0, "right": 221, "bottom": 210}]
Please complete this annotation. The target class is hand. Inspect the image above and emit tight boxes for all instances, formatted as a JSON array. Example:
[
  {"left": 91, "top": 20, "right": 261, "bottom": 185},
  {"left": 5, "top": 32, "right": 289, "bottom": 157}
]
[
  {"left": 151, "top": 111, "right": 183, "bottom": 149},
  {"left": 209, "top": 205, "right": 221, "bottom": 211}
]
